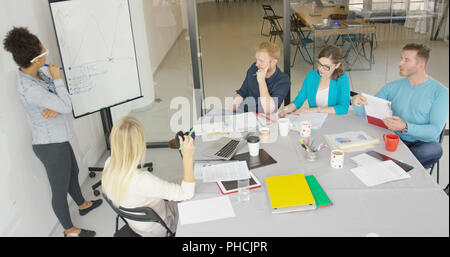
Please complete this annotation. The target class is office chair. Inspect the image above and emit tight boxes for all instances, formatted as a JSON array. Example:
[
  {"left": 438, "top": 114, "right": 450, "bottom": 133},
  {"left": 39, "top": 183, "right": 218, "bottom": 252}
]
[
  {"left": 426, "top": 124, "right": 447, "bottom": 184},
  {"left": 290, "top": 14, "right": 314, "bottom": 66},
  {"left": 89, "top": 162, "right": 153, "bottom": 196},
  {"left": 103, "top": 193, "right": 176, "bottom": 237}
]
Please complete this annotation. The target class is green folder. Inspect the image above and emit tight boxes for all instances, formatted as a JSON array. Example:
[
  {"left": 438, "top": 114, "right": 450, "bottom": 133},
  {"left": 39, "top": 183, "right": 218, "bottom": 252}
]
[{"left": 305, "top": 175, "right": 333, "bottom": 208}]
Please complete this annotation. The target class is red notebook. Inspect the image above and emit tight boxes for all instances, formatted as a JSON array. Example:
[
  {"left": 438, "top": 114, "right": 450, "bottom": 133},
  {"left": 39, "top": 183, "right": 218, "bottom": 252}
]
[{"left": 367, "top": 115, "right": 388, "bottom": 129}]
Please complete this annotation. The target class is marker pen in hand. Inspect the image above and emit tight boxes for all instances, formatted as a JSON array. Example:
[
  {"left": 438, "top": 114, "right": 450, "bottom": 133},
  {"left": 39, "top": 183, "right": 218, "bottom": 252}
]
[{"left": 44, "top": 64, "right": 63, "bottom": 70}]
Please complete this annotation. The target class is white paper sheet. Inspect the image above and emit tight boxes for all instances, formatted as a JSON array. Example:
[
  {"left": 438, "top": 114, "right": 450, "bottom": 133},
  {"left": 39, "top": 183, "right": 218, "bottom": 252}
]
[
  {"left": 362, "top": 93, "right": 393, "bottom": 119},
  {"left": 350, "top": 160, "right": 411, "bottom": 187},
  {"left": 177, "top": 195, "right": 236, "bottom": 225},
  {"left": 202, "top": 161, "right": 250, "bottom": 183}
]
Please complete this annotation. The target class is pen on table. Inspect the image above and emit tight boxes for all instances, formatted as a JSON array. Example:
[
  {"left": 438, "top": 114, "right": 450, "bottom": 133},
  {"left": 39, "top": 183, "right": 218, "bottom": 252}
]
[
  {"left": 44, "top": 64, "right": 63, "bottom": 70},
  {"left": 310, "top": 138, "right": 315, "bottom": 149},
  {"left": 179, "top": 127, "right": 195, "bottom": 150}
]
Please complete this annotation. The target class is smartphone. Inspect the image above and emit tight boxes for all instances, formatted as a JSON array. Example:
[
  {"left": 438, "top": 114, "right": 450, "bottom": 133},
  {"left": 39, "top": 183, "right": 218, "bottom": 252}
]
[{"left": 366, "top": 151, "right": 414, "bottom": 172}]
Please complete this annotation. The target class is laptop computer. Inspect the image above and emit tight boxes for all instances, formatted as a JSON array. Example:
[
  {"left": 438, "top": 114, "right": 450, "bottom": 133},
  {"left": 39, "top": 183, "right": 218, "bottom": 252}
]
[{"left": 202, "top": 137, "right": 244, "bottom": 160}]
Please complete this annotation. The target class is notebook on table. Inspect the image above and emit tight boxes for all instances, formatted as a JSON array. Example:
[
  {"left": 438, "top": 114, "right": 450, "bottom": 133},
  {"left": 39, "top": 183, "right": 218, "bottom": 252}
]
[
  {"left": 362, "top": 93, "right": 393, "bottom": 129},
  {"left": 231, "top": 149, "right": 277, "bottom": 170},
  {"left": 265, "top": 173, "right": 316, "bottom": 214}
]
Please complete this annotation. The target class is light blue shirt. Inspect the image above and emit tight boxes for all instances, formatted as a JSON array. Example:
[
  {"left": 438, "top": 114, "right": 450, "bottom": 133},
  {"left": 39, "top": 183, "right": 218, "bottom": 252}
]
[
  {"left": 17, "top": 68, "right": 73, "bottom": 145},
  {"left": 353, "top": 77, "right": 449, "bottom": 143},
  {"left": 292, "top": 70, "right": 350, "bottom": 115}
]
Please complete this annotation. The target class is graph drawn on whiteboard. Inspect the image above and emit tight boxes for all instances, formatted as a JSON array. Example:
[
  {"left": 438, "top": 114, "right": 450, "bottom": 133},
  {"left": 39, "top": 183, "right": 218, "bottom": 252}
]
[{"left": 49, "top": 0, "right": 142, "bottom": 117}]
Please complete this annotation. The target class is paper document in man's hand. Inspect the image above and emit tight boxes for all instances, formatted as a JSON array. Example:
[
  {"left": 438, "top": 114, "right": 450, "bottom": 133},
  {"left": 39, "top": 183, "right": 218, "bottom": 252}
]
[{"left": 362, "top": 93, "right": 393, "bottom": 119}]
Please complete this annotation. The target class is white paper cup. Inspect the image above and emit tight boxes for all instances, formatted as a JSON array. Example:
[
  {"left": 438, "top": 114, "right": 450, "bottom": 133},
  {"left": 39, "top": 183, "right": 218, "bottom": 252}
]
[
  {"left": 247, "top": 136, "right": 260, "bottom": 156},
  {"left": 278, "top": 118, "right": 290, "bottom": 136},
  {"left": 259, "top": 127, "right": 270, "bottom": 143},
  {"left": 300, "top": 121, "right": 312, "bottom": 138},
  {"left": 330, "top": 150, "right": 344, "bottom": 169},
  {"left": 323, "top": 18, "right": 328, "bottom": 25}
]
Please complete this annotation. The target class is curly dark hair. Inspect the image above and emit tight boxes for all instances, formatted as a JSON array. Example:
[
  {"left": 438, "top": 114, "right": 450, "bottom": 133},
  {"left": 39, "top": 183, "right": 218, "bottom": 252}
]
[
  {"left": 318, "top": 45, "right": 345, "bottom": 81},
  {"left": 3, "top": 27, "right": 42, "bottom": 68}
]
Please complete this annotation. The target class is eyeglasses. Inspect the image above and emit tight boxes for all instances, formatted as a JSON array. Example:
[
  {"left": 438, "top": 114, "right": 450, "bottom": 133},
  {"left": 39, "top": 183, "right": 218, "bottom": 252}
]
[
  {"left": 316, "top": 61, "right": 333, "bottom": 71},
  {"left": 30, "top": 49, "right": 48, "bottom": 63}
]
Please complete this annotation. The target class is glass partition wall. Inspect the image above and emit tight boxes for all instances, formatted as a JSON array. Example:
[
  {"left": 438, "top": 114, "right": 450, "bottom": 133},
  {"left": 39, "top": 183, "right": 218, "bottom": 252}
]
[
  {"left": 192, "top": 0, "right": 448, "bottom": 112},
  {"left": 109, "top": 0, "right": 448, "bottom": 151}
]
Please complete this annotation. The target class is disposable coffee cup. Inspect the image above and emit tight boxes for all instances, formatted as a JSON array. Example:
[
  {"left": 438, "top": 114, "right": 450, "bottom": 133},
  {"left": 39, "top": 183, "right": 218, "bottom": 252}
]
[
  {"left": 323, "top": 18, "right": 328, "bottom": 25},
  {"left": 330, "top": 149, "right": 344, "bottom": 169},
  {"left": 278, "top": 118, "right": 290, "bottom": 137},
  {"left": 259, "top": 127, "right": 270, "bottom": 143},
  {"left": 247, "top": 136, "right": 260, "bottom": 156}
]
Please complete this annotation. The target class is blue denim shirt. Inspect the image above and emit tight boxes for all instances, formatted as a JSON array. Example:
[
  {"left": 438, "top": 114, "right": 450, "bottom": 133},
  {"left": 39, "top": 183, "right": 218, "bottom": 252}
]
[{"left": 17, "top": 68, "right": 73, "bottom": 145}]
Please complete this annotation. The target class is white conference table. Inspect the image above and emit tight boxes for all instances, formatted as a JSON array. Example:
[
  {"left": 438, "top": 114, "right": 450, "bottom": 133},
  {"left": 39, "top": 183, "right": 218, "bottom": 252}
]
[{"left": 176, "top": 110, "right": 449, "bottom": 237}]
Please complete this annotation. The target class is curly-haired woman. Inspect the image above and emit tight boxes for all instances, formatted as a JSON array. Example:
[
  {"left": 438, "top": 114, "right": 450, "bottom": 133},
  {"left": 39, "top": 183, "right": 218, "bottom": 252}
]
[{"left": 3, "top": 27, "right": 102, "bottom": 237}]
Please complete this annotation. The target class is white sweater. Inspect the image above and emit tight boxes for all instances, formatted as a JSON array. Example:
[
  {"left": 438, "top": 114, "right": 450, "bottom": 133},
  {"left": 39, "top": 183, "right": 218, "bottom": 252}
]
[{"left": 103, "top": 158, "right": 195, "bottom": 236}]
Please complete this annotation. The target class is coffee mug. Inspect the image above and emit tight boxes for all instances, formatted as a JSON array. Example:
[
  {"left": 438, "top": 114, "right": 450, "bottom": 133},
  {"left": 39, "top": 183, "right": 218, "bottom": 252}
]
[
  {"left": 300, "top": 121, "right": 312, "bottom": 138},
  {"left": 383, "top": 134, "right": 399, "bottom": 152},
  {"left": 259, "top": 127, "right": 270, "bottom": 143},
  {"left": 330, "top": 150, "right": 344, "bottom": 169}
]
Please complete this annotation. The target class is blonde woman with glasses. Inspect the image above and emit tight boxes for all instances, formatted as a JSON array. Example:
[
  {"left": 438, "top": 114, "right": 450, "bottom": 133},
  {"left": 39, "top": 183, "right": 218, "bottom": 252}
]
[
  {"left": 277, "top": 45, "right": 350, "bottom": 117},
  {"left": 102, "top": 116, "right": 195, "bottom": 237}
]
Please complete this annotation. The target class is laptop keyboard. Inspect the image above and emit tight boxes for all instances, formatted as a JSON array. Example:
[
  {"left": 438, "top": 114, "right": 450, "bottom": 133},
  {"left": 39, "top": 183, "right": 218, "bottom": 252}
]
[{"left": 214, "top": 139, "right": 240, "bottom": 158}]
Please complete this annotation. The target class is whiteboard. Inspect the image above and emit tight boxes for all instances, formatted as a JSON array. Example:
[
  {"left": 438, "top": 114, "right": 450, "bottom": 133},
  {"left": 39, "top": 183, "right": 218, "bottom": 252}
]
[{"left": 49, "top": 0, "right": 142, "bottom": 118}]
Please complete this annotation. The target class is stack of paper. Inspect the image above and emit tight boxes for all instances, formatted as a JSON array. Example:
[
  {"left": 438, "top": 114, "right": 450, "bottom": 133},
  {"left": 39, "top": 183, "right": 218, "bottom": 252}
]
[
  {"left": 194, "top": 113, "right": 257, "bottom": 135},
  {"left": 324, "top": 130, "right": 380, "bottom": 151},
  {"left": 199, "top": 161, "right": 250, "bottom": 183},
  {"left": 350, "top": 160, "right": 411, "bottom": 187}
]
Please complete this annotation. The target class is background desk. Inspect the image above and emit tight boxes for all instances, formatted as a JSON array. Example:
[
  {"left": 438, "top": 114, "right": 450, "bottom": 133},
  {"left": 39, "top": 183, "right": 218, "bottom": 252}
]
[
  {"left": 176, "top": 111, "right": 449, "bottom": 236},
  {"left": 291, "top": 2, "right": 375, "bottom": 70}
]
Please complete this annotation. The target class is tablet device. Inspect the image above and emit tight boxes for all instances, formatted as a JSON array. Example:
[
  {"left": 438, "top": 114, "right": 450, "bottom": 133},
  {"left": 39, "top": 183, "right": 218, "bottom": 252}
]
[
  {"left": 217, "top": 171, "right": 262, "bottom": 195},
  {"left": 366, "top": 150, "right": 414, "bottom": 172}
]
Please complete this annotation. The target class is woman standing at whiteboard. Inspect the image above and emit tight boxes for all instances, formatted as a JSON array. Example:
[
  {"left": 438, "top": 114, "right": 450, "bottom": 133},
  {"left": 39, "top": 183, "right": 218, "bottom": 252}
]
[{"left": 3, "top": 27, "right": 102, "bottom": 237}]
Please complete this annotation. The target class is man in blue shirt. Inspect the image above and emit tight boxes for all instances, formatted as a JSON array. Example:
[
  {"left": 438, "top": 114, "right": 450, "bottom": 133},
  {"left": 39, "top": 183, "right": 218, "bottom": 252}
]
[
  {"left": 352, "top": 43, "right": 449, "bottom": 168},
  {"left": 231, "top": 42, "right": 291, "bottom": 114}
]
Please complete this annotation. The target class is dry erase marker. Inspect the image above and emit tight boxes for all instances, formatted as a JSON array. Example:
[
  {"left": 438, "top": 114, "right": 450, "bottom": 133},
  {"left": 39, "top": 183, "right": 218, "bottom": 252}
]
[{"left": 44, "top": 64, "right": 63, "bottom": 70}]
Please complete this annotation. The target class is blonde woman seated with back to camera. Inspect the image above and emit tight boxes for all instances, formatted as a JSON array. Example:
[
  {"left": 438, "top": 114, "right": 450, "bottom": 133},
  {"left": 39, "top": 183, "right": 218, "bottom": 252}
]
[{"left": 101, "top": 117, "right": 195, "bottom": 237}]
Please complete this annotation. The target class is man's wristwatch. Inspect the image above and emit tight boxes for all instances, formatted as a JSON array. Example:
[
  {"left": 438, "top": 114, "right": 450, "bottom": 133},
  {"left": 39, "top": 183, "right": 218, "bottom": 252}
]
[{"left": 401, "top": 123, "right": 408, "bottom": 134}]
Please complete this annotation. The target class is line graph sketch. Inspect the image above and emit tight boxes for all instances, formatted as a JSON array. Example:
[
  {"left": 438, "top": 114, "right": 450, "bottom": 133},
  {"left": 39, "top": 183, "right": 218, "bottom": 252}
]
[{"left": 50, "top": 0, "right": 141, "bottom": 117}]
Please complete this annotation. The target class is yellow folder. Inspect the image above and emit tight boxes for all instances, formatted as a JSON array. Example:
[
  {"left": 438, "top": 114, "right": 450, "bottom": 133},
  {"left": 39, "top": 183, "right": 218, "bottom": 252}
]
[{"left": 265, "top": 173, "right": 315, "bottom": 209}]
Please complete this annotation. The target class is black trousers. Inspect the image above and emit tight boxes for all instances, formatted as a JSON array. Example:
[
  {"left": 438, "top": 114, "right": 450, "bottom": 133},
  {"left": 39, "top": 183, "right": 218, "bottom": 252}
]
[{"left": 33, "top": 142, "right": 86, "bottom": 229}]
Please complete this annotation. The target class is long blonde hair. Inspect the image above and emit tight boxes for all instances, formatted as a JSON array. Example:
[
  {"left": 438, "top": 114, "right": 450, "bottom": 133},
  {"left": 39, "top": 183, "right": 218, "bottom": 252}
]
[{"left": 102, "top": 116, "right": 146, "bottom": 206}]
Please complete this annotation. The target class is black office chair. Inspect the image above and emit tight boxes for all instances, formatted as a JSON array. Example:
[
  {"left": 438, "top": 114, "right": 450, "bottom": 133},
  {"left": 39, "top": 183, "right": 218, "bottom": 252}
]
[
  {"left": 89, "top": 162, "right": 153, "bottom": 196},
  {"left": 103, "top": 193, "right": 175, "bottom": 237},
  {"left": 426, "top": 125, "right": 447, "bottom": 184}
]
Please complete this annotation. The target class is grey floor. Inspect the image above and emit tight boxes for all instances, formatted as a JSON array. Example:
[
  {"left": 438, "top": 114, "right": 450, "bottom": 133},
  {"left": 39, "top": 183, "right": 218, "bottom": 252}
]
[{"left": 51, "top": 0, "right": 449, "bottom": 237}]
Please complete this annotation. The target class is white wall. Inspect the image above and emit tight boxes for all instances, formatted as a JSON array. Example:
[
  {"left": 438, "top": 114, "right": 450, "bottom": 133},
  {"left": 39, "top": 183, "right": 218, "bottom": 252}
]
[
  {"left": 0, "top": 0, "right": 155, "bottom": 236},
  {"left": 143, "top": 0, "right": 186, "bottom": 74}
]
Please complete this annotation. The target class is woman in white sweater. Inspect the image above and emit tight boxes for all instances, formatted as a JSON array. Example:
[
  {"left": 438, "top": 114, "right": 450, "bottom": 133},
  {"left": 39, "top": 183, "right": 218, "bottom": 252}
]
[{"left": 102, "top": 116, "right": 195, "bottom": 236}]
